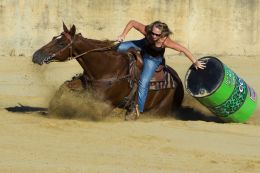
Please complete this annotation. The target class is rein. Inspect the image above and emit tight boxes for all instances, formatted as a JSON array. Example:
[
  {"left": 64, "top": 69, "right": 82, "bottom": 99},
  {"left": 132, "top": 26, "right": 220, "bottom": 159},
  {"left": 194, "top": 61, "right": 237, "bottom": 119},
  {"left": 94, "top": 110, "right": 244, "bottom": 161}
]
[
  {"left": 64, "top": 32, "right": 118, "bottom": 61},
  {"left": 67, "top": 43, "right": 117, "bottom": 61},
  {"left": 51, "top": 32, "right": 118, "bottom": 62}
]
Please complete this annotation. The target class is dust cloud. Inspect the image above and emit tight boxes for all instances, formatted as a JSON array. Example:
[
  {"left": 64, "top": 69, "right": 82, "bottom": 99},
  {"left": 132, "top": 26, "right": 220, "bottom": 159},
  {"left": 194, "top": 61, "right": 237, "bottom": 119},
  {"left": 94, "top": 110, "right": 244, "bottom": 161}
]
[{"left": 48, "top": 86, "right": 116, "bottom": 121}]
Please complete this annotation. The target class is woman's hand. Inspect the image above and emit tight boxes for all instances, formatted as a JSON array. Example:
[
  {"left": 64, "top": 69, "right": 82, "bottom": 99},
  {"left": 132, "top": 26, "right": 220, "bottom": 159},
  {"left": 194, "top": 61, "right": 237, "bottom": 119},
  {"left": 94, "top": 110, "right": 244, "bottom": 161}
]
[
  {"left": 193, "top": 60, "right": 206, "bottom": 70},
  {"left": 117, "top": 34, "right": 125, "bottom": 42}
]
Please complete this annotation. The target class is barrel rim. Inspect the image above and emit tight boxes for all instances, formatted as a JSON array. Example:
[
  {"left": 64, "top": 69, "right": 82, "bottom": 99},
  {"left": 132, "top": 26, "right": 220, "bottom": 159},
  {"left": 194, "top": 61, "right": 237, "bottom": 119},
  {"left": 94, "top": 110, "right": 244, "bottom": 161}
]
[{"left": 184, "top": 56, "right": 225, "bottom": 98}]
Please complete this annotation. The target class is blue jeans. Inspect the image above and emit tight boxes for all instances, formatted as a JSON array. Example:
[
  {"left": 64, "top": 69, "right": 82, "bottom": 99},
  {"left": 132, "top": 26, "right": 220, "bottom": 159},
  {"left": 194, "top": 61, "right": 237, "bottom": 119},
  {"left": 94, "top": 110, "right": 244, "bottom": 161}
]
[{"left": 117, "top": 39, "right": 163, "bottom": 112}]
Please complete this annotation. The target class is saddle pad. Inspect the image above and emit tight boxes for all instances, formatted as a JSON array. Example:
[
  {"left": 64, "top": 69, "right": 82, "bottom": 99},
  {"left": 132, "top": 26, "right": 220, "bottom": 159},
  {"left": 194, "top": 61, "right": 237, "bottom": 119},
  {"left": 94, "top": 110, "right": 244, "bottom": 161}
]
[{"left": 149, "top": 70, "right": 176, "bottom": 90}]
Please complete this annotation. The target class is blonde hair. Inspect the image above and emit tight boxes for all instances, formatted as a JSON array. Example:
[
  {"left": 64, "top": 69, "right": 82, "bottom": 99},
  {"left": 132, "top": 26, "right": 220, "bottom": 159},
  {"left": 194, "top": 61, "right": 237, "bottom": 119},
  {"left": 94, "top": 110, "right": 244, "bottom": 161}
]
[{"left": 145, "top": 21, "right": 173, "bottom": 38}]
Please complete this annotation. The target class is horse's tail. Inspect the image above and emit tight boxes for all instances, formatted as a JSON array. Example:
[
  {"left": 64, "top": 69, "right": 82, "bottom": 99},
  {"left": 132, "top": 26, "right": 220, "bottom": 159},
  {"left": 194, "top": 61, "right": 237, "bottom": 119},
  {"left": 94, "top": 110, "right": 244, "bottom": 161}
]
[{"left": 166, "top": 65, "right": 184, "bottom": 110}]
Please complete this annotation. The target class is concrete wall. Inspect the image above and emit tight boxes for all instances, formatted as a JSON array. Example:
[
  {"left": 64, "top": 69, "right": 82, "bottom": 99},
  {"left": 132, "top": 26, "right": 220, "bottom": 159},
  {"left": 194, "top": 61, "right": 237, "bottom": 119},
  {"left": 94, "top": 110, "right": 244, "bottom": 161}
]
[{"left": 0, "top": 0, "right": 259, "bottom": 57}]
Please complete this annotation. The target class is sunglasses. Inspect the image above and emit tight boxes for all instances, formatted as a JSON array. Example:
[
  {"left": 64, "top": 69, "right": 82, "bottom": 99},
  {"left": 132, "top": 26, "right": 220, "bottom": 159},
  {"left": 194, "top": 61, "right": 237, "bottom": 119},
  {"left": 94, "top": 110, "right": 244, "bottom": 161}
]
[{"left": 151, "top": 32, "right": 161, "bottom": 37}]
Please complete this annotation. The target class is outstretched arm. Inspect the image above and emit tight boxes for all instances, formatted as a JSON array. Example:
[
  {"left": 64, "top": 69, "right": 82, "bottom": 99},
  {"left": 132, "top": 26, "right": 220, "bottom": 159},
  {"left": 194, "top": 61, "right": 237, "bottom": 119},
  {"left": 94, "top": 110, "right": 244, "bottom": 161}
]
[
  {"left": 117, "top": 20, "right": 146, "bottom": 42},
  {"left": 164, "top": 38, "right": 206, "bottom": 69}
]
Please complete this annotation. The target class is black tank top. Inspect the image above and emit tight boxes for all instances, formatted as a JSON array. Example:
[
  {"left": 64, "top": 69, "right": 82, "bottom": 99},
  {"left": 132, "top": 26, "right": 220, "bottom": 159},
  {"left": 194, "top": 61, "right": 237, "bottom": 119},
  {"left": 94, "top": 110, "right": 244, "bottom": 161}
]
[{"left": 142, "top": 38, "right": 165, "bottom": 57}]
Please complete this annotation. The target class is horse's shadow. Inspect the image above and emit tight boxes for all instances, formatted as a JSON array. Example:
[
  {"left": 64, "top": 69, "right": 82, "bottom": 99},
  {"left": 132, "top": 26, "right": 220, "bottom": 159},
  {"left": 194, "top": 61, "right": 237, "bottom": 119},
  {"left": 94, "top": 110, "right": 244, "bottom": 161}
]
[
  {"left": 173, "top": 106, "right": 225, "bottom": 123},
  {"left": 5, "top": 104, "right": 225, "bottom": 123},
  {"left": 5, "top": 104, "right": 48, "bottom": 116}
]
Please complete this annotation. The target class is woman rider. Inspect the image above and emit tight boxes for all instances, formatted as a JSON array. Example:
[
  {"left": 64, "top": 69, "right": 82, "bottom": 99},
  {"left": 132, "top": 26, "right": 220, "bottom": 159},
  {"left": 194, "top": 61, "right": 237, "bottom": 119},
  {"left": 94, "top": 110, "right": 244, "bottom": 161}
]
[{"left": 116, "top": 20, "right": 205, "bottom": 115}]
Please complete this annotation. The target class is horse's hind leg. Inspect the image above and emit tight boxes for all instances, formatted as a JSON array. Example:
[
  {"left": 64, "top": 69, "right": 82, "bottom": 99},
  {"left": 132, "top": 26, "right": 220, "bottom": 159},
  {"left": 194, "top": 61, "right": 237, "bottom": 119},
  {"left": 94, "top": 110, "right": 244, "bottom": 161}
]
[
  {"left": 145, "top": 89, "right": 175, "bottom": 115},
  {"left": 155, "top": 89, "right": 176, "bottom": 114}
]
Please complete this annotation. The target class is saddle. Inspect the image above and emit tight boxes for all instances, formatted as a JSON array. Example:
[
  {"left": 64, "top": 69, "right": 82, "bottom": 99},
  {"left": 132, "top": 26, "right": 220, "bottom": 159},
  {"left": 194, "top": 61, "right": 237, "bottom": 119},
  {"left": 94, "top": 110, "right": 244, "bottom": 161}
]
[{"left": 127, "top": 48, "right": 176, "bottom": 90}]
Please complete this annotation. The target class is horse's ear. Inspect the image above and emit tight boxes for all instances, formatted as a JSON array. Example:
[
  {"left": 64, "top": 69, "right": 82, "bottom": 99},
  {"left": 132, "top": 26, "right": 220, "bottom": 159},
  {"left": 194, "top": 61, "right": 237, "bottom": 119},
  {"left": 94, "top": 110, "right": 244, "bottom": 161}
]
[
  {"left": 70, "top": 24, "right": 76, "bottom": 36},
  {"left": 63, "top": 22, "right": 69, "bottom": 33}
]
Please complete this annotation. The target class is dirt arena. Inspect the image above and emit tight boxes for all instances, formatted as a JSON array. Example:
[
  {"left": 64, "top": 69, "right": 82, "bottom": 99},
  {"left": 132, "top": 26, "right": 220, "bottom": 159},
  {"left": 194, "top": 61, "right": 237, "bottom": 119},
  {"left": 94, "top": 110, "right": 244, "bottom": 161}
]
[{"left": 0, "top": 54, "right": 259, "bottom": 173}]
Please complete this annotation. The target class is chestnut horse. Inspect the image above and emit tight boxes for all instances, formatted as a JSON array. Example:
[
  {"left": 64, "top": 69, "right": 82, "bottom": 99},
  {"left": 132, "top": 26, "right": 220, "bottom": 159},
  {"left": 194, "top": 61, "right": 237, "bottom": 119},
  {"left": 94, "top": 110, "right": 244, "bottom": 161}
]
[{"left": 32, "top": 23, "right": 184, "bottom": 119}]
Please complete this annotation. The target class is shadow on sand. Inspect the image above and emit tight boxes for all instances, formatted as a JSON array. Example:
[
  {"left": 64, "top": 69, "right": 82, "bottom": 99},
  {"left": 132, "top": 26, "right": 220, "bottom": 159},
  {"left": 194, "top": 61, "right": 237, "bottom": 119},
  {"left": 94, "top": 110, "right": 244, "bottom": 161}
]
[
  {"left": 173, "top": 106, "right": 225, "bottom": 123},
  {"left": 5, "top": 104, "right": 225, "bottom": 123},
  {"left": 5, "top": 104, "right": 48, "bottom": 115}
]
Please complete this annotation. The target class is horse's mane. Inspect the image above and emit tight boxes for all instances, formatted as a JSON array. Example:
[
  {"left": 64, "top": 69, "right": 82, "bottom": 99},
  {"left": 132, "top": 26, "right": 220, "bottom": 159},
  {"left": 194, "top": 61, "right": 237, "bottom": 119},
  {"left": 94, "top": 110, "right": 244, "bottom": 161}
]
[{"left": 76, "top": 33, "right": 115, "bottom": 48}]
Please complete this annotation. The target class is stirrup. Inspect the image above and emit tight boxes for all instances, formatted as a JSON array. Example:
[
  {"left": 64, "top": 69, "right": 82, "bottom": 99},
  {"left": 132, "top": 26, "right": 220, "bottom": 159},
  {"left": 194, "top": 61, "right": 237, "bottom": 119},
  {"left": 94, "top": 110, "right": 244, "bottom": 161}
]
[
  {"left": 135, "top": 104, "right": 140, "bottom": 118},
  {"left": 125, "top": 104, "right": 140, "bottom": 121}
]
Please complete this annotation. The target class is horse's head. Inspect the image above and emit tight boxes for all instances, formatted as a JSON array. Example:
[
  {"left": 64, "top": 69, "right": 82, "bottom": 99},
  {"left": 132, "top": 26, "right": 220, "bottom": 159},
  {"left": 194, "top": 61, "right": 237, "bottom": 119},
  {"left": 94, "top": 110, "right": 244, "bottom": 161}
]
[{"left": 32, "top": 23, "right": 76, "bottom": 65}]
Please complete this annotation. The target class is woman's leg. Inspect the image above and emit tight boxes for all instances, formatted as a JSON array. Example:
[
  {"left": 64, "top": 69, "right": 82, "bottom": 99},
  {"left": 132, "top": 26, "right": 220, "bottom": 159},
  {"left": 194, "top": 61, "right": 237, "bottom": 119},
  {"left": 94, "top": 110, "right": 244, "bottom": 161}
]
[
  {"left": 138, "top": 55, "right": 162, "bottom": 112},
  {"left": 116, "top": 39, "right": 145, "bottom": 53}
]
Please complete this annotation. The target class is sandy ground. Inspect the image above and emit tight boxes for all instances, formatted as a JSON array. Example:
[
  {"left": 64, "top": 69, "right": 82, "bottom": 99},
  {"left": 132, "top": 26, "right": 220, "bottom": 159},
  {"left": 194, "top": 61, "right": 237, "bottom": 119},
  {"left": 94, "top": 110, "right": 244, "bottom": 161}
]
[{"left": 0, "top": 55, "right": 260, "bottom": 173}]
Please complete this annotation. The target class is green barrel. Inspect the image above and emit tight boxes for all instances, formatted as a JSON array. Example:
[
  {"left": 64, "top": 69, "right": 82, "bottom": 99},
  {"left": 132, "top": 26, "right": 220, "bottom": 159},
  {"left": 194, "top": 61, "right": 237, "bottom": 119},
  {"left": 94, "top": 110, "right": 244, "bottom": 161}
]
[{"left": 185, "top": 56, "right": 257, "bottom": 123}]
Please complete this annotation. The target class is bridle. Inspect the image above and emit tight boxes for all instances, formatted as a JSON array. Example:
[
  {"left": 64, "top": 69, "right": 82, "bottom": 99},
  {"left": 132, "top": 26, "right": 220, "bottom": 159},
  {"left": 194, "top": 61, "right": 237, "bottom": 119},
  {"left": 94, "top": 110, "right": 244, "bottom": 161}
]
[
  {"left": 50, "top": 32, "right": 118, "bottom": 62},
  {"left": 50, "top": 32, "right": 74, "bottom": 62}
]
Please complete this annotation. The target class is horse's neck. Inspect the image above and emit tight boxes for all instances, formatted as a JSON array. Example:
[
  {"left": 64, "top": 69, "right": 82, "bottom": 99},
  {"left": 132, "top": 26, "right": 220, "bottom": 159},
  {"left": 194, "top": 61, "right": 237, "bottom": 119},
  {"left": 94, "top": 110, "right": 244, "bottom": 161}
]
[
  {"left": 74, "top": 37, "right": 97, "bottom": 52},
  {"left": 74, "top": 37, "right": 129, "bottom": 79}
]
